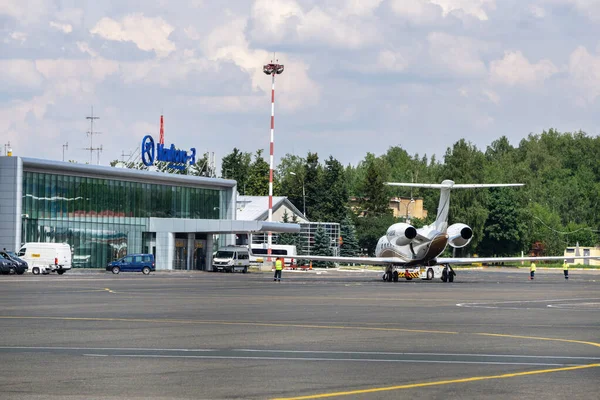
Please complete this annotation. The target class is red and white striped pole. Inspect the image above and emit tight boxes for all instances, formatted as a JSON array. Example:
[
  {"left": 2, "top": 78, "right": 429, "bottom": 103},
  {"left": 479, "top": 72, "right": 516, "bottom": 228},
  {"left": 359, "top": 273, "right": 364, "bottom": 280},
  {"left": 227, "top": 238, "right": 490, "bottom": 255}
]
[{"left": 263, "top": 61, "right": 284, "bottom": 263}]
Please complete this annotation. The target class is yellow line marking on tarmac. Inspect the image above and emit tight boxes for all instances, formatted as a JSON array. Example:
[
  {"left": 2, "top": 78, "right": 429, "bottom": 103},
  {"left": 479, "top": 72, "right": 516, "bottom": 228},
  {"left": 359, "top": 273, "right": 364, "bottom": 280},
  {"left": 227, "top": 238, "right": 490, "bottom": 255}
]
[
  {"left": 104, "top": 288, "right": 116, "bottom": 294},
  {"left": 0, "top": 316, "right": 458, "bottom": 334},
  {"left": 475, "top": 333, "right": 600, "bottom": 349},
  {"left": 272, "top": 364, "right": 600, "bottom": 400}
]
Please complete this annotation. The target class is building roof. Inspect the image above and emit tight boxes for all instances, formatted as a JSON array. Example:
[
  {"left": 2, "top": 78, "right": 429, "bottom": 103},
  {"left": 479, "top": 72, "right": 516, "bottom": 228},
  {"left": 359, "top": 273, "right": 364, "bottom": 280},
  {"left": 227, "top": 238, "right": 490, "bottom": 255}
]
[
  {"left": 21, "top": 157, "right": 236, "bottom": 189},
  {"left": 237, "top": 196, "right": 306, "bottom": 222}
]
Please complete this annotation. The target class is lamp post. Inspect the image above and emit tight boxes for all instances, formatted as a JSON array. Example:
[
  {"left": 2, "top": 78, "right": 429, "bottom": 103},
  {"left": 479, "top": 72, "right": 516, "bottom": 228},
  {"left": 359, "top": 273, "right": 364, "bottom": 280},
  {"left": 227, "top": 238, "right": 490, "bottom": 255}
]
[
  {"left": 263, "top": 60, "right": 284, "bottom": 262},
  {"left": 289, "top": 172, "right": 306, "bottom": 219},
  {"left": 404, "top": 198, "right": 415, "bottom": 223}
]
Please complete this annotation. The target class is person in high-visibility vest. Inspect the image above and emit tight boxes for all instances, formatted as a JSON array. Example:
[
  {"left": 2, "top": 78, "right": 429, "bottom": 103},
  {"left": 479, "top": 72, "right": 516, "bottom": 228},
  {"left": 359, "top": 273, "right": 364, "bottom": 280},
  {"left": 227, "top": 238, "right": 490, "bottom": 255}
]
[
  {"left": 563, "top": 260, "right": 569, "bottom": 280},
  {"left": 530, "top": 262, "right": 536, "bottom": 280},
  {"left": 274, "top": 258, "right": 283, "bottom": 282}
]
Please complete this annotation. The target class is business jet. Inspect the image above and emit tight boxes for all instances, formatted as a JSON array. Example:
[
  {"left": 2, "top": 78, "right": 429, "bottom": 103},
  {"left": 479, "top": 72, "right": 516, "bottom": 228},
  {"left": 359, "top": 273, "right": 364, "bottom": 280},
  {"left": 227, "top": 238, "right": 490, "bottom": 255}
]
[{"left": 275, "top": 180, "right": 596, "bottom": 282}]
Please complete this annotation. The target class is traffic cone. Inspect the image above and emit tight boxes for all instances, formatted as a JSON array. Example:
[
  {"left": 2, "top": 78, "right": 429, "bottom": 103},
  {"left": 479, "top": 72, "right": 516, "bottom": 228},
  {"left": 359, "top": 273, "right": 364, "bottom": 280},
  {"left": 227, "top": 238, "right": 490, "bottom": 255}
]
[{"left": 309, "top": 261, "right": 312, "bottom": 270}]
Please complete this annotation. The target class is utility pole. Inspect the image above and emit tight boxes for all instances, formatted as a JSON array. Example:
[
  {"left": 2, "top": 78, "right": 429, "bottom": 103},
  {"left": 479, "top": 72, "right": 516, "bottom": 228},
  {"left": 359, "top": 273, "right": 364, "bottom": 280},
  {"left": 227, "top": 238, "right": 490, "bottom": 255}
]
[
  {"left": 84, "top": 106, "right": 103, "bottom": 164},
  {"left": 62, "top": 142, "right": 68, "bottom": 161}
]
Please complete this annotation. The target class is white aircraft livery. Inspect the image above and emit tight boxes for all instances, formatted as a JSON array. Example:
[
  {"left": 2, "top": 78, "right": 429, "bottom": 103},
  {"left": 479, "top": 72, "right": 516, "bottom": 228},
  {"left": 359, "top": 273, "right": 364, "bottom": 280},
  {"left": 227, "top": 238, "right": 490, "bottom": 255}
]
[{"left": 273, "top": 180, "right": 598, "bottom": 282}]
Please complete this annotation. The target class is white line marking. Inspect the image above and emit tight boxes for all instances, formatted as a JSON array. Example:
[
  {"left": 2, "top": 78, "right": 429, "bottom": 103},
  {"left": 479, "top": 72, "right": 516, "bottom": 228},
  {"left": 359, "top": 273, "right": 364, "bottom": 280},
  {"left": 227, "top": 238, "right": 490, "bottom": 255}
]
[
  {"left": 0, "top": 346, "right": 214, "bottom": 352},
  {"left": 82, "top": 354, "right": 572, "bottom": 366},
  {"left": 457, "top": 298, "right": 600, "bottom": 310},
  {"left": 232, "top": 349, "right": 600, "bottom": 360}
]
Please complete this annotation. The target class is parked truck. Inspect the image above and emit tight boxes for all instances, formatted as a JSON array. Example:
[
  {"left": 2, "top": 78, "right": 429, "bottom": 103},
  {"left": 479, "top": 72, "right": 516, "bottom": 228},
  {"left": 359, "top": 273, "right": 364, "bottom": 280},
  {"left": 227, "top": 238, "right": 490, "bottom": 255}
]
[{"left": 18, "top": 243, "right": 72, "bottom": 275}]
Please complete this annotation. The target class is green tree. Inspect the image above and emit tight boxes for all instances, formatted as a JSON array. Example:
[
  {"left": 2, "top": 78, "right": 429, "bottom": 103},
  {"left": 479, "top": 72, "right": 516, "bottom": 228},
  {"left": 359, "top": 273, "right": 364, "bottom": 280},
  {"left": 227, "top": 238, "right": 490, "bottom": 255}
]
[
  {"left": 311, "top": 224, "right": 334, "bottom": 267},
  {"left": 360, "top": 155, "right": 390, "bottom": 216},
  {"left": 340, "top": 216, "right": 360, "bottom": 257},
  {"left": 221, "top": 148, "right": 251, "bottom": 194},
  {"left": 246, "top": 150, "right": 270, "bottom": 195},
  {"left": 320, "top": 156, "right": 348, "bottom": 223},
  {"left": 478, "top": 188, "right": 527, "bottom": 256},
  {"left": 277, "top": 153, "right": 307, "bottom": 215},
  {"left": 303, "top": 152, "right": 324, "bottom": 221},
  {"left": 354, "top": 214, "right": 396, "bottom": 256},
  {"left": 442, "top": 139, "right": 488, "bottom": 253}
]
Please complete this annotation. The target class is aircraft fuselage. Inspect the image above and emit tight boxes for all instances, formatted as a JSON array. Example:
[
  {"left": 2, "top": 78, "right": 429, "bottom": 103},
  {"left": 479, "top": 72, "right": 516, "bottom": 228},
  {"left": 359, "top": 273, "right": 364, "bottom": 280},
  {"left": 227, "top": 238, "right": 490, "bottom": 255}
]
[{"left": 375, "top": 226, "right": 449, "bottom": 266}]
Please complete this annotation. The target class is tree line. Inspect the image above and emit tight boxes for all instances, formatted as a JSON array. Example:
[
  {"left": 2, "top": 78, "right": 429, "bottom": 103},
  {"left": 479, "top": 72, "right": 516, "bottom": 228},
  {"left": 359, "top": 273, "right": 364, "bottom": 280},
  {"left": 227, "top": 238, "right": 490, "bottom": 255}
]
[
  {"left": 111, "top": 129, "right": 600, "bottom": 258},
  {"left": 220, "top": 129, "right": 600, "bottom": 257}
]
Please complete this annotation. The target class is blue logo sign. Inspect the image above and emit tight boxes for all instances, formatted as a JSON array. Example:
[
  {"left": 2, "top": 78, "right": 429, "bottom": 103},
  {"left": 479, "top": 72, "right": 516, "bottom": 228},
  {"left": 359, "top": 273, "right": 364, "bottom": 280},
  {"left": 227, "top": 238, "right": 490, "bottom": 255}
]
[{"left": 141, "top": 135, "right": 196, "bottom": 170}]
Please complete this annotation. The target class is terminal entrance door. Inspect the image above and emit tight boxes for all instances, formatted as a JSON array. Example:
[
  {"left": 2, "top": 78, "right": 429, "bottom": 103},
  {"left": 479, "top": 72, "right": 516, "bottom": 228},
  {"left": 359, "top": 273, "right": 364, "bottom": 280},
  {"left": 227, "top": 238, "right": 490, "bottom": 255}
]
[
  {"left": 174, "top": 238, "right": 187, "bottom": 270},
  {"left": 193, "top": 240, "right": 206, "bottom": 270}
]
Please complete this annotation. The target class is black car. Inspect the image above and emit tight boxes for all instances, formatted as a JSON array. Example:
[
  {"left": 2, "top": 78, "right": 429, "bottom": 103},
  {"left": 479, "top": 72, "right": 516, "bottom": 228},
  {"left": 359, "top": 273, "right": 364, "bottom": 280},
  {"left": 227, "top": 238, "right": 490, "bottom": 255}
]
[
  {"left": 0, "top": 251, "right": 28, "bottom": 275},
  {"left": 0, "top": 258, "right": 17, "bottom": 275}
]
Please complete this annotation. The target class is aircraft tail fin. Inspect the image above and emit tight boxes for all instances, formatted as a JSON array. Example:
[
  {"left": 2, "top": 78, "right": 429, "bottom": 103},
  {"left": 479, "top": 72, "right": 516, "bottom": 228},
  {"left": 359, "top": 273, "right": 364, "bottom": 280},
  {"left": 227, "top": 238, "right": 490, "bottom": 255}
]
[{"left": 385, "top": 180, "right": 524, "bottom": 232}]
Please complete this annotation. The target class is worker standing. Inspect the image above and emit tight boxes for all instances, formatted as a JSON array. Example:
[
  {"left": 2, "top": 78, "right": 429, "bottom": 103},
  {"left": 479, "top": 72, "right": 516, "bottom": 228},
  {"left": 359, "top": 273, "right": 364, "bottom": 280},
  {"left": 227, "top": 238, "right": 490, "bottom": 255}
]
[
  {"left": 274, "top": 257, "right": 283, "bottom": 282},
  {"left": 530, "top": 262, "right": 536, "bottom": 280},
  {"left": 563, "top": 260, "right": 569, "bottom": 280}
]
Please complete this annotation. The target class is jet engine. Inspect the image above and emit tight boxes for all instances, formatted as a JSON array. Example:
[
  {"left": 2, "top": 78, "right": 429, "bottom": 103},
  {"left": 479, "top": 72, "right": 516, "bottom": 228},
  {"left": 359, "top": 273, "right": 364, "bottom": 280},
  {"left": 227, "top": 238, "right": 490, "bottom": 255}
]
[
  {"left": 386, "top": 223, "right": 417, "bottom": 246},
  {"left": 447, "top": 223, "right": 473, "bottom": 248}
]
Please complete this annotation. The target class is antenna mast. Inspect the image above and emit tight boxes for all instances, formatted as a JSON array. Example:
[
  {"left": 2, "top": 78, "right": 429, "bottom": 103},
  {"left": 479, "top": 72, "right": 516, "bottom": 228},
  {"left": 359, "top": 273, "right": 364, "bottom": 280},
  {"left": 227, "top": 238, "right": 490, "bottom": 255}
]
[{"left": 84, "top": 106, "right": 103, "bottom": 164}]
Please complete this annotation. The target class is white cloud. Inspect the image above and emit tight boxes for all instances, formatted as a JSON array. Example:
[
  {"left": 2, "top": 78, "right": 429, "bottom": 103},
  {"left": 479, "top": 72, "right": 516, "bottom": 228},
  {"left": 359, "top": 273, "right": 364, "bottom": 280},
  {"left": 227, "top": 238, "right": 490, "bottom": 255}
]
[
  {"left": 202, "top": 16, "right": 320, "bottom": 111},
  {"left": 427, "top": 32, "right": 487, "bottom": 77},
  {"left": 389, "top": 0, "right": 442, "bottom": 24},
  {"left": 546, "top": 0, "right": 600, "bottom": 21},
  {"left": 568, "top": 46, "right": 600, "bottom": 103},
  {"left": 529, "top": 5, "right": 546, "bottom": 18},
  {"left": 49, "top": 21, "right": 73, "bottom": 34},
  {"left": 0, "top": 0, "right": 52, "bottom": 24},
  {"left": 6, "top": 31, "right": 27, "bottom": 44},
  {"left": 490, "top": 50, "right": 558, "bottom": 86},
  {"left": 432, "top": 0, "right": 496, "bottom": 20},
  {"left": 249, "top": 0, "right": 379, "bottom": 49},
  {"left": 90, "top": 13, "right": 176, "bottom": 57},
  {"left": 0, "top": 59, "right": 44, "bottom": 89},
  {"left": 390, "top": 0, "right": 495, "bottom": 22},
  {"left": 77, "top": 42, "right": 98, "bottom": 58},
  {"left": 482, "top": 89, "right": 500, "bottom": 104}
]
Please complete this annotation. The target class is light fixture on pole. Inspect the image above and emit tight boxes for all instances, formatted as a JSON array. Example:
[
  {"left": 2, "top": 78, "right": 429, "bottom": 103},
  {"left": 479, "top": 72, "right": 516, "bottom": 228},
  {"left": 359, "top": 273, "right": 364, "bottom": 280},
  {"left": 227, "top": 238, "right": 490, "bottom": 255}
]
[
  {"left": 62, "top": 142, "right": 68, "bottom": 162},
  {"left": 290, "top": 171, "right": 306, "bottom": 218},
  {"left": 405, "top": 198, "right": 415, "bottom": 223}
]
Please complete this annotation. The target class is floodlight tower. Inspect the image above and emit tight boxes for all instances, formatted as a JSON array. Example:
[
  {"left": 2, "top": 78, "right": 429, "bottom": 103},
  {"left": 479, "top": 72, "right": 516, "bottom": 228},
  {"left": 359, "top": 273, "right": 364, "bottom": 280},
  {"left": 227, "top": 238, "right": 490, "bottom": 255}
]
[{"left": 263, "top": 60, "right": 284, "bottom": 262}]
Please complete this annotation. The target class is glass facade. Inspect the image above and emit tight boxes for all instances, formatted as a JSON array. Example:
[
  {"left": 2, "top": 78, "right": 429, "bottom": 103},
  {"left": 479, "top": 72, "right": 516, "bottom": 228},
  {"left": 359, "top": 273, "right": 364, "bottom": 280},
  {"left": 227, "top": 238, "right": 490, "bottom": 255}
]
[{"left": 21, "top": 171, "right": 222, "bottom": 268}]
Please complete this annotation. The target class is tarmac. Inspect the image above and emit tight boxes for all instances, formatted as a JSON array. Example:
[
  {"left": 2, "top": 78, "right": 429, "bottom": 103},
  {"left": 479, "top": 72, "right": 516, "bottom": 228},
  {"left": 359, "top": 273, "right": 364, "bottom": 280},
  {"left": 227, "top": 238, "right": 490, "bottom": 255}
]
[{"left": 0, "top": 267, "right": 598, "bottom": 399}]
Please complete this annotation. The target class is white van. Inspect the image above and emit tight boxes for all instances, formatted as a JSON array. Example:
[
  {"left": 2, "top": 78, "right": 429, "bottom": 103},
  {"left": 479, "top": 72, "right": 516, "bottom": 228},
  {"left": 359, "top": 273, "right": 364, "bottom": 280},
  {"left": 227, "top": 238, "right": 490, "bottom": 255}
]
[
  {"left": 212, "top": 246, "right": 250, "bottom": 273},
  {"left": 18, "top": 243, "right": 72, "bottom": 275}
]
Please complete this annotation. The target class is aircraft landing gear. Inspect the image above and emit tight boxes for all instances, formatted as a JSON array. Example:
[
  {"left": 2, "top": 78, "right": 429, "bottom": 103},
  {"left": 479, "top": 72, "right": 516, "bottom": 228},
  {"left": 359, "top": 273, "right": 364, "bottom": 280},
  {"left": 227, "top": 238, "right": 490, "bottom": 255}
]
[{"left": 383, "top": 266, "right": 395, "bottom": 282}]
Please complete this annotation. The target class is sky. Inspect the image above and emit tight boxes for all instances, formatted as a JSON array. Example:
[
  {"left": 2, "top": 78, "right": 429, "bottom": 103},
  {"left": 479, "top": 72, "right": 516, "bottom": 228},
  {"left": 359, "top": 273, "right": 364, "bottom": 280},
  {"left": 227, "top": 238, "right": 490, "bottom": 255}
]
[{"left": 2, "top": 0, "right": 600, "bottom": 171}]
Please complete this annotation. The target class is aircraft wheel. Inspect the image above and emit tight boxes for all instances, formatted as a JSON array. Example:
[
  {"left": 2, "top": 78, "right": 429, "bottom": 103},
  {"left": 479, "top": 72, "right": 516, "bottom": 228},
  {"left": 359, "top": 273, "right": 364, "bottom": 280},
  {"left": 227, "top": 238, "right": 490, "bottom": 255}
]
[
  {"left": 386, "top": 272, "right": 393, "bottom": 282},
  {"left": 392, "top": 271, "right": 399, "bottom": 282},
  {"left": 427, "top": 268, "right": 434, "bottom": 280},
  {"left": 448, "top": 272, "right": 454, "bottom": 282}
]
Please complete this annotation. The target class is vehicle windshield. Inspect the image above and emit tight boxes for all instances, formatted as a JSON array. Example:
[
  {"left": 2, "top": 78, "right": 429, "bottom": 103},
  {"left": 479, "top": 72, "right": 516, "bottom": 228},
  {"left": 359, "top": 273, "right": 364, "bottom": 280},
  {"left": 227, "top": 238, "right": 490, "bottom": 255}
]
[
  {"left": 5, "top": 251, "right": 17, "bottom": 257},
  {"left": 215, "top": 251, "right": 234, "bottom": 259}
]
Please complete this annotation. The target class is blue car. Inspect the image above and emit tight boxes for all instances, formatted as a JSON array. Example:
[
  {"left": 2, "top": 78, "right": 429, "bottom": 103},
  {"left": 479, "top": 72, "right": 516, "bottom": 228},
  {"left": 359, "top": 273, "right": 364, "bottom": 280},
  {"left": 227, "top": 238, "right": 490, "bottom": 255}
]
[{"left": 107, "top": 254, "right": 155, "bottom": 275}]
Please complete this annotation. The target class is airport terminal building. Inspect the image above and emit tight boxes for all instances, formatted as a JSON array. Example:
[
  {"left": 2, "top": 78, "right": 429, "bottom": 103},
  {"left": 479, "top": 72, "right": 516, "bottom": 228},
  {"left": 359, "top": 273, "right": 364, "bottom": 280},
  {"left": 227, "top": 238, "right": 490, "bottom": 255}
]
[{"left": 0, "top": 156, "right": 292, "bottom": 270}]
